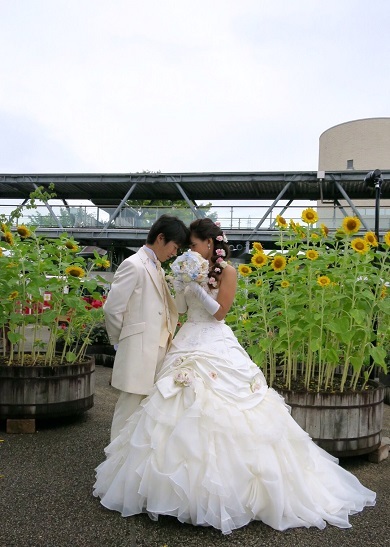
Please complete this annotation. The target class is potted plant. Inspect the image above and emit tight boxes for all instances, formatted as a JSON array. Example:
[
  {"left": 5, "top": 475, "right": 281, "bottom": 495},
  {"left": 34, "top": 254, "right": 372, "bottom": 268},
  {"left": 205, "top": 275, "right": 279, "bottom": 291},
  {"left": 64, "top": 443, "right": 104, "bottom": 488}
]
[
  {"left": 0, "top": 187, "right": 110, "bottom": 428},
  {"left": 228, "top": 208, "right": 390, "bottom": 456}
]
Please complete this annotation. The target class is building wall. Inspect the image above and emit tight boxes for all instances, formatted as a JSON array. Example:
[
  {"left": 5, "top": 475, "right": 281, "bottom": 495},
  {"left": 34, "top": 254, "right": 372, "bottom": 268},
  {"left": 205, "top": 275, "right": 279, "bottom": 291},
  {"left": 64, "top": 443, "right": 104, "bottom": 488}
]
[
  {"left": 318, "top": 118, "right": 390, "bottom": 230},
  {"left": 318, "top": 117, "right": 390, "bottom": 171}
]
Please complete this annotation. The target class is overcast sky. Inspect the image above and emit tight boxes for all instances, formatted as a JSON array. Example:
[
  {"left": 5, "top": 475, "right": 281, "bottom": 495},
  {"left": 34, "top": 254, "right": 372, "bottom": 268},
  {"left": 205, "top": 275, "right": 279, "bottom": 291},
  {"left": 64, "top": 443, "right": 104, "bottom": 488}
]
[{"left": 0, "top": 0, "right": 389, "bottom": 175}]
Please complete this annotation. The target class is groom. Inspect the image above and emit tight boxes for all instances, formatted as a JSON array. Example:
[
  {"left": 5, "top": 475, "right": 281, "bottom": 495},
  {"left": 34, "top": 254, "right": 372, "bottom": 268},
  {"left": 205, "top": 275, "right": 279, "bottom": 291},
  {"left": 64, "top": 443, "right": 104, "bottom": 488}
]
[{"left": 104, "top": 214, "right": 189, "bottom": 441}]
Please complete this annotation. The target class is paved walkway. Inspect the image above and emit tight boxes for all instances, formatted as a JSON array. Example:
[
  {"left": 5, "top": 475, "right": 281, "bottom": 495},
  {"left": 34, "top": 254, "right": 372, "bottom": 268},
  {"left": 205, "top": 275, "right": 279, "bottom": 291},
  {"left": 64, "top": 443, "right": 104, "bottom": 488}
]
[{"left": 1, "top": 366, "right": 389, "bottom": 547}]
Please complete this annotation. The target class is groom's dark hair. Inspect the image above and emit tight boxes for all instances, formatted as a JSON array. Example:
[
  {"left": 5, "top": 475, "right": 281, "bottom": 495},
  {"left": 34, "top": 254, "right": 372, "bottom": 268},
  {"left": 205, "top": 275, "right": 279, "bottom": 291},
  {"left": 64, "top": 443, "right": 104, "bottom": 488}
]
[{"left": 146, "top": 214, "right": 189, "bottom": 247}]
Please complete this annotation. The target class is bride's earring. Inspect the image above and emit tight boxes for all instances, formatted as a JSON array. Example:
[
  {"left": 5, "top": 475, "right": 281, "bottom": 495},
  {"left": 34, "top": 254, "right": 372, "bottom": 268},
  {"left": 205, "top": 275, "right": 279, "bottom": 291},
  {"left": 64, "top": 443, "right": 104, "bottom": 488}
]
[{"left": 208, "top": 243, "right": 211, "bottom": 249}]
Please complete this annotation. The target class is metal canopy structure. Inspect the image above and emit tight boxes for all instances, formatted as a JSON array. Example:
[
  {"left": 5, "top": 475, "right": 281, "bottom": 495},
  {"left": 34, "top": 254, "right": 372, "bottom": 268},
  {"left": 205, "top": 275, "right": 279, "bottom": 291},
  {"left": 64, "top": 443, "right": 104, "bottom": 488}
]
[
  {"left": 1, "top": 170, "right": 389, "bottom": 261},
  {"left": 1, "top": 170, "right": 390, "bottom": 203}
]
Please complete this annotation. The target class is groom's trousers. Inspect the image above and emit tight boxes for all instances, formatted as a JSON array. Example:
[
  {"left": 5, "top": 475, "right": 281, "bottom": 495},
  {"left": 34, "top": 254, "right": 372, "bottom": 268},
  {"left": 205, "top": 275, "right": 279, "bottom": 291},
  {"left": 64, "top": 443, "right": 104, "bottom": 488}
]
[{"left": 110, "top": 344, "right": 167, "bottom": 442}]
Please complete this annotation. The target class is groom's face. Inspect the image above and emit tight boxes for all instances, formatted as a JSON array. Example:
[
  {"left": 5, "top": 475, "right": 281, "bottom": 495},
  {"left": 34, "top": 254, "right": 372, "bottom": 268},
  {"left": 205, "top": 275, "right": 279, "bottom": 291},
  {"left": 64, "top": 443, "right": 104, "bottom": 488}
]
[{"left": 155, "top": 234, "right": 180, "bottom": 262}]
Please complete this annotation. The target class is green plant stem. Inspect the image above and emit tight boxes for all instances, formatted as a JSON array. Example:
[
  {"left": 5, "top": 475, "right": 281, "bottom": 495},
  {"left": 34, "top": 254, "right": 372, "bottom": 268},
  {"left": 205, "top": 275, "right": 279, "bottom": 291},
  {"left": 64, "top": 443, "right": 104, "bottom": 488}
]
[
  {"left": 304, "top": 265, "right": 313, "bottom": 390},
  {"left": 282, "top": 282, "right": 293, "bottom": 390},
  {"left": 317, "top": 287, "right": 326, "bottom": 391}
]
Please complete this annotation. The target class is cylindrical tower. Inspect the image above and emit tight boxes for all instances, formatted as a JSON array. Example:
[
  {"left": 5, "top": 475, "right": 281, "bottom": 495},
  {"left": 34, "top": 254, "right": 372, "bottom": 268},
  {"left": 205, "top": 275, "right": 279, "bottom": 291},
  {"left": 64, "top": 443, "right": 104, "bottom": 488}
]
[
  {"left": 317, "top": 118, "right": 390, "bottom": 232},
  {"left": 318, "top": 117, "right": 390, "bottom": 171}
]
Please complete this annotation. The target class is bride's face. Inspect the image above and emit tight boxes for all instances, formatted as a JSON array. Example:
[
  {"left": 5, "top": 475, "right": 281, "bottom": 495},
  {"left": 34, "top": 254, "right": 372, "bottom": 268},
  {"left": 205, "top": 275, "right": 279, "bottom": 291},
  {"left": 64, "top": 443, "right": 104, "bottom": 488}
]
[{"left": 189, "top": 234, "right": 212, "bottom": 260}]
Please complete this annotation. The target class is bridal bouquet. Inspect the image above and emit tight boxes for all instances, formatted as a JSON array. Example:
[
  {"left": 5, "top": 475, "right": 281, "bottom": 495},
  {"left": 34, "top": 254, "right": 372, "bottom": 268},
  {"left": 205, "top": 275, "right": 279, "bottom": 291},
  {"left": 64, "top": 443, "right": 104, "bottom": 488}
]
[{"left": 170, "top": 250, "right": 209, "bottom": 285}]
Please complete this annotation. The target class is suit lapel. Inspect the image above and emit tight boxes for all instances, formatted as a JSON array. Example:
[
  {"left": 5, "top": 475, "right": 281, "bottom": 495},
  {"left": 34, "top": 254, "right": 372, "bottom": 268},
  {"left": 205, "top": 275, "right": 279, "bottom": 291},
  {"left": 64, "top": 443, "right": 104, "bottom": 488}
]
[{"left": 138, "top": 247, "right": 164, "bottom": 299}]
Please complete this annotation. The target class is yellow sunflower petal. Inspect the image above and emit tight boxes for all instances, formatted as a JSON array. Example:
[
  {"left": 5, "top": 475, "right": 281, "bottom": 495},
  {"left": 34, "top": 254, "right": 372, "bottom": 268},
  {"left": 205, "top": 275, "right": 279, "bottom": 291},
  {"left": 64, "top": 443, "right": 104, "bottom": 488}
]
[
  {"left": 252, "top": 242, "right": 263, "bottom": 252},
  {"left": 364, "top": 231, "right": 378, "bottom": 247},
  {"left": 16, "top": 225, "right": 31, "bottom": 238},
  {"left": 4, "top": 232, "right": 14, "bottom": 245},
  {"left": 317, "top": 275, "right": 331, "bottom": 287},
  {"left": 65, "top": 265, "right": 85, "bottom": 278},
  {"left": 271, "top": 255, "right": 287, "bottom": 272},
  {"left": 351, "top": 238, "right": 369, "bottom": 254},
  {"left": 301, "top": 208, "right": 318, "bottom": 225},
  {"left": 251, "top": 253, "right": 268, "bottom": 268},
  {"left": 342, "top": 216, "right": 361, "bottom": 235},
  {"left": 238, "top": 264, "right": 252, "bottom": 276},
  {"left": 276, "top": 215, "right": 288, "bottom": 228},
  {"left": 306, "top": 249, "right": 319, "bottom": 260}
]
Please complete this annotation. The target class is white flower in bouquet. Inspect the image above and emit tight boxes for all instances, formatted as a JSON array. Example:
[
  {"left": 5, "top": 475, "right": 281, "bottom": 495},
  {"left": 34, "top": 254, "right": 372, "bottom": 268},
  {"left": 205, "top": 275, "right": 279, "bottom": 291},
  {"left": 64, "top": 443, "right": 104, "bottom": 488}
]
[{"left": 170, "top": 250, "right": 209, "bottom": 285}]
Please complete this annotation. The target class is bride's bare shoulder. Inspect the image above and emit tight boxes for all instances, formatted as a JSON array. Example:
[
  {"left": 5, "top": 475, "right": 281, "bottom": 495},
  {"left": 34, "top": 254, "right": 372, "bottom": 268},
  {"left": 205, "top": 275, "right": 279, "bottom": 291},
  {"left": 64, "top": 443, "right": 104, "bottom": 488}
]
[
  {"left": 224, "top": 263, "right": 237, "bottom": 277},
  {"left": 220, "top": 264, "right": 237, "bottom": 286}
]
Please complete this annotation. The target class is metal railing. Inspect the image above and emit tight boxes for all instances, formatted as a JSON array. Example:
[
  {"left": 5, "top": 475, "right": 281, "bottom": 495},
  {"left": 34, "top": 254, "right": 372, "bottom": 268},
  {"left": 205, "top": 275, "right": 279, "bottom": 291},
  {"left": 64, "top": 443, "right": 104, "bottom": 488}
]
[{"left": 2, "top": 202, "right": 390, "bottom": 233}]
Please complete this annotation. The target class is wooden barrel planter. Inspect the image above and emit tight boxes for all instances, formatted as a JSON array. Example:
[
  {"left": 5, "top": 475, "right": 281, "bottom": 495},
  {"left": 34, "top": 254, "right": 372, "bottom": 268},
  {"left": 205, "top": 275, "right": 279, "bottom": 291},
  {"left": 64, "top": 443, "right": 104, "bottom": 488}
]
[
  {"left": 0, "top": 359, "right": 95, "bottom": 423},
  {"left": 379, "top": 372, "right": 390, "bottom": 405},
  {"left": 277, "top": 381, "right": 384, "bottom": 457}
]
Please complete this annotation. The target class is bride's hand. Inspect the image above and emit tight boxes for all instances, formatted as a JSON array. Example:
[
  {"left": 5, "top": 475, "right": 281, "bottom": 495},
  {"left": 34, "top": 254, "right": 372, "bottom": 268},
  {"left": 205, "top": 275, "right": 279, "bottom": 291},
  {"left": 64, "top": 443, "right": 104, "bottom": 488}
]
[
  {"left": 172, "top": 279, "right": 185, "bottom": 293},
  {"left": 187, "top": 281, "right": 220, "bottom": 316}
]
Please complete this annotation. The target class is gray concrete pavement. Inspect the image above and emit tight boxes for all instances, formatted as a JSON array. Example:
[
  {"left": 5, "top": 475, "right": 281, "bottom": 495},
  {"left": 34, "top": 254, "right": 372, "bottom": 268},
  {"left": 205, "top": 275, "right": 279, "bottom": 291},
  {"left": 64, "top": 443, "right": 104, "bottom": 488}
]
[{"left": 1, "top": 366, "right": 389, "bottom": 547}]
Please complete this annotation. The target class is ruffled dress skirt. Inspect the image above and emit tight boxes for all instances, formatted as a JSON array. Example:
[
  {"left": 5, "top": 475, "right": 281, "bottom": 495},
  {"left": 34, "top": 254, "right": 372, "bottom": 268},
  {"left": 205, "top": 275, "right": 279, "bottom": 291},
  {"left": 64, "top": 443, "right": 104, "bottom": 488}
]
[{"left": 93, "top": 300, "right": 376, "bottom": 535}]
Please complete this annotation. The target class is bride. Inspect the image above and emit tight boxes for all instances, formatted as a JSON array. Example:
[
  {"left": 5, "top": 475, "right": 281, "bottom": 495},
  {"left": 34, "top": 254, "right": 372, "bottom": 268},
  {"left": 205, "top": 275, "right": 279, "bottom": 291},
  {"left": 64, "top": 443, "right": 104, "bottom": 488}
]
[{"left": 93, "top": 218, "right": 375, "bottom": 535}]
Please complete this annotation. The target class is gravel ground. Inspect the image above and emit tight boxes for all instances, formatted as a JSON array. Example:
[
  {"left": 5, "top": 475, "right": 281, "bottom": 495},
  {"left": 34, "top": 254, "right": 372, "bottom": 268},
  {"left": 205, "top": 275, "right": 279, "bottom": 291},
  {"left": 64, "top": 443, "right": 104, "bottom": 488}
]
[{"left": 1, "top": 366, "right": 389, "bottom": 547}]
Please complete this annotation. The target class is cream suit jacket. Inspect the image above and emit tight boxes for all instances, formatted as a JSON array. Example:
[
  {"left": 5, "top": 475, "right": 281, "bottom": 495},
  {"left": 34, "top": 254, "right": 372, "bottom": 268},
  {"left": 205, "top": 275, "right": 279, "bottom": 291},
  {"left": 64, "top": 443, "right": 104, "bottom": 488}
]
[{"left": 103, "top": 247, "right": 178, "bottom": 395}]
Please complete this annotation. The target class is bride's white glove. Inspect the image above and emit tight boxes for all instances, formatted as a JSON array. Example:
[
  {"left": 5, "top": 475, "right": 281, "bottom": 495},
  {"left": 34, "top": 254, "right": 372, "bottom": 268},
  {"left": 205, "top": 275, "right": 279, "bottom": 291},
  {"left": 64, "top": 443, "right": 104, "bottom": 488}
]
[
  {"left": 187, "top": 281, "right": 220, "bottom": 316},
  {"left": 172, "top": 279, "right": 185, "bottom": 293},
  {"left": 172, "top": 279, "right": 187, "bottom": 314}
]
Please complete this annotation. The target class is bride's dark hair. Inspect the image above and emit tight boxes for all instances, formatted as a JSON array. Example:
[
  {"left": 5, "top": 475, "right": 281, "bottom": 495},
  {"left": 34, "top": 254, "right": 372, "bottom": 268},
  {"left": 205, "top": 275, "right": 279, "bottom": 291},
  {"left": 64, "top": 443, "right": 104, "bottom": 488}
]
[{"left": 190, "top": 218, "right": 230, "bottom": 287}]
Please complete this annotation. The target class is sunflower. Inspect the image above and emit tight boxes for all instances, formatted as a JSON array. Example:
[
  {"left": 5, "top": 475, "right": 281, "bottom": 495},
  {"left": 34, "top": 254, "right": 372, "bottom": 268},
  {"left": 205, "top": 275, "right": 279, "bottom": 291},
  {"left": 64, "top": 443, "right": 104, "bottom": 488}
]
[
  {"left": 306, "top": 249, "right": 319, "bottom": 260},
  {"left": 0, "top": 248, "right": 2, "bottom": 256},
  {"left": 311, "top": 233, "right": 319, "bottom": 239},
  {"left": 290, "top": 219, "right": 305, "bottom": 237},
  {"left": 65, "top": 240, "right": 79, "bottom": 252},
  {"left": 16, "top": 225, "right": 31, "bottom": 238},
  {"left": 94, "top": 257, "right": 111, "bottom": 269},
  {"left": 0, "top": 222, "right": 8, "bottom": 233},
  {"left": 65, "top": 265, "right": 85, "bottom": 278},
  {"left": 320, "top": 223, "right": 329, "bottom": 237},
  {"left": 271, "top": 255, "right": 287, "bottom": 272},
  {"left": 4, "top": 231, "right": 14, "bottom": 245},
  {"left": 255, "top": 279, "right": 262, "bottom": 287},
  {"left": 8, "top": 290, "right": 19, "bottom": 300},
  {"left": 280, "top": 280, "right": 290, "bottom": 288},
  {"left": 276, "top": 215, "right": 288, "bottom": 228},
  {"left": 364, "top": 231, "right": 378, "bottom": 247},
  {"left": 381, "top": 285, "right": 387, "bottom": 299},
  {"left": 251, "top": 252, "right": 268, "bottom": 268},
  {"left": 383, "top": 231, "right": 390, "bottom": 246},
  {"left": 342, "top": 216, "right": 361, "bottom": 235},
  {"left": 252, "top": 242, "right": 263, "bottom": 252},
  {"left": 317, "top": 275, "right": 331, "bottom": 287},
  {"left": 238, "top": 264, "right": 252, "bottom": 277},
  {"left": 301, "top": 208, "right": 318, "bottom": 225},
  {"left": 351, "top": 238, "right": 369, "bottom": 254}
]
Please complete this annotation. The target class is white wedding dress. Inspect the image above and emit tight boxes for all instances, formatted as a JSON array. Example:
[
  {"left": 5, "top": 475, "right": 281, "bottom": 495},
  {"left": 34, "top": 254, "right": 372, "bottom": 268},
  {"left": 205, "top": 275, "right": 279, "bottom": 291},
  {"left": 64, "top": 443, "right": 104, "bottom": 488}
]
[{"left": 93, "top": 287, "right": 376, "bottom": 535}]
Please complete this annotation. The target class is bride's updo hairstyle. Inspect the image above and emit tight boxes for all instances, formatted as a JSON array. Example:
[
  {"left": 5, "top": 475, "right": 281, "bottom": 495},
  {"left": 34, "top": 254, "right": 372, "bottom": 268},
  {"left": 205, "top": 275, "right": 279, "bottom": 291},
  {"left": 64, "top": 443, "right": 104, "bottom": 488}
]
[{"left": 190, "top": 218, "right": 230, "bottom": 287}]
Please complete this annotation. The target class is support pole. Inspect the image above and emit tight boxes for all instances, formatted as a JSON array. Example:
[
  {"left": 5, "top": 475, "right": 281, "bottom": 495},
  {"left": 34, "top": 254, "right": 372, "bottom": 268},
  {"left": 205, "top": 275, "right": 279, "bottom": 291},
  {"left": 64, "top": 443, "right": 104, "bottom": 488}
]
[{"left": 102, "top": 182, "right": 138, "bottom": 230}]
